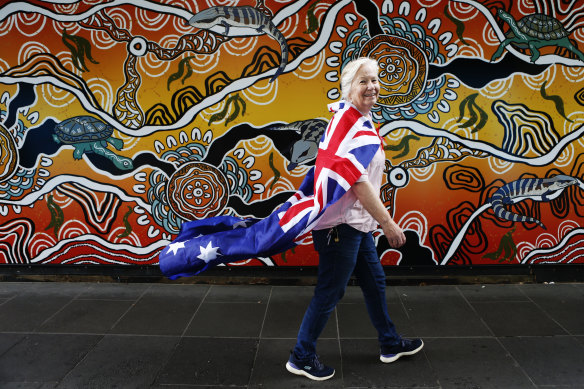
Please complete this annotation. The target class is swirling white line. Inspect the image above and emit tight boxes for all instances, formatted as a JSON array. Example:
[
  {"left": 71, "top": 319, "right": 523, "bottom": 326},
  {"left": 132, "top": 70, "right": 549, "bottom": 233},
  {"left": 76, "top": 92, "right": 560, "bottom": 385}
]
[
  {"left": 561, "top": 65, "right": 584, "bottom": 83},
  {"left": 137, "top": 35, "right": 176, "bottom": 78},
  {"left": 58, "top": 219, "right": 92, "bottom": 240},
  {"left": 454, "top": 37, "right": 485, "bottom": 58},
  {"left": 52, "top": 18, "right": 82, "bottom": 35},
  {"left": 169, "top": 0, "right": 197, "bottom": 35},
  {"left": 0, "top": 0, "right": 193, "bottom": 23},
  {"left": 238, "top": 133, "right": 275, "bottom": 159},
  {"left": 93, "top": 7, "right": 133, "bottom": 50},
  {"left": 241, "top": 79, "right": 279, "bottom": 106},
  {"left": 439, "top": 203, "right": 490, "bottom": 265},
  {"left": 521, "top": 65, "right": 556, "bottom": 91},
  {"left": 183, "top": 51, "right": 221, "bottom": 74},
  {"left": 480, "top": 77, "right": 513, "bottom": 99},
  {"left": 278, "top": 13, "right": 300, "bottom": 38},
  {"left": 263, "top": 176, "right": 296, "bottom": 198},
  {"left": 487, "top": 156, "right": 514, "bottom": 175},
  {"left": 0, "top": 58, "right": 10, "bottom": 73},
  {"left": 567, "top": 116, "right": 584, "bottom": 149},
  {"left": 50, "top": 2, "right": 80, "bottom": 35},
  {"left": 30, "top": 234, "right": 167, "bottom": 264},
  {"left": 398, "top": 210, "right": 429, "bottom": 243},
  {"left": 86, "top": 77, "right": 114, "bottom": 113},
  {"left": 38, "top": 51, "right": 81, "bottom": 108},
  {"left": 0, "top": 174, "right": 152, "bottom": 212},
  {"left": 409, "top": 163, "right": 436, "bottom": 182},
  {"left": 482, "top": 22, "right": 499, "bottom": 47},
  {"left": 11, "top": 12, "right": 46, "bottom": 37},
  {"left": 447, "top": 1, "right": 480, "bottom": 22},
  {"left": 223, "top": 36, "right": 259, "bottom": 57},
  {"left": 0, "top": 0, "right": 346, "bottom": 137},
  {"left": 51, "top": 187, "right": 74, "bottom": 208},
  {"left": 379, "top": 119, "right": 584, "bottom": 167},
  {"left": 134, "top": 6, "right": 170, "bottom": 31},
  {"left": 293, "top": 50, "right": 325, "bottom": 80},
  {"left": 519, "top": 226, "right": 584, "bottom": 264},
  {"left": 517, "top": 0, "right": 536, "bottom": 15}
]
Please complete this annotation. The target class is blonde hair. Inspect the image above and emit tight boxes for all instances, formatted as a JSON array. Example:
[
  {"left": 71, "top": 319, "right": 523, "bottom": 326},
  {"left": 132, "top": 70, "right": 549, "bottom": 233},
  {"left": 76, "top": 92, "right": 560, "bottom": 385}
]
[{"left": 340, "top": 57, "right": 379, "bottom": 101}]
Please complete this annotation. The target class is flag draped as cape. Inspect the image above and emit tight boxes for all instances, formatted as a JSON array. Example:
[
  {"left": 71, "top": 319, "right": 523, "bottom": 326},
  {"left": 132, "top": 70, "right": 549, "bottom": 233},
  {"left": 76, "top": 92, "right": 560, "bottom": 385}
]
[{"left": 159, "top": 102, "right": 382, "bottom": 279}]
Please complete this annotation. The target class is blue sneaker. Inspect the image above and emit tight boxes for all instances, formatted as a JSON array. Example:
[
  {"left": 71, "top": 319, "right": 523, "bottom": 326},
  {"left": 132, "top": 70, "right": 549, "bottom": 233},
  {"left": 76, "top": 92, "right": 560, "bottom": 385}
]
[
  {"left": 285, "top": 352, "right": 335, "bottom": 381},
  {"left": 380, "top": 338, "right": 424, "bottom": 363}
]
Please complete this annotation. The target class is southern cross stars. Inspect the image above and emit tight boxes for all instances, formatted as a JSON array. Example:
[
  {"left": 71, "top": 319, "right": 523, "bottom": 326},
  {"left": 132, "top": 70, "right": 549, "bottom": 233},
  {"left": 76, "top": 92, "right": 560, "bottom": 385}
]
[
  {"left": 197, "top": 241, "right": 220, "bottom": 263},
  {"left": 166, "top": 241, "right": 185, "bottom": 255},
  {"left": 165, "top": 239, "right": 220, "bottom": 263}
]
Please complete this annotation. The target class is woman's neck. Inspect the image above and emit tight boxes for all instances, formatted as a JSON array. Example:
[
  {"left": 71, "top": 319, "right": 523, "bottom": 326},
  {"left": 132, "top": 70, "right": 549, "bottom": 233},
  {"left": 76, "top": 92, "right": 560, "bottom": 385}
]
[{"left": 347, "top": 100, "right": 372, "bottom": 117}]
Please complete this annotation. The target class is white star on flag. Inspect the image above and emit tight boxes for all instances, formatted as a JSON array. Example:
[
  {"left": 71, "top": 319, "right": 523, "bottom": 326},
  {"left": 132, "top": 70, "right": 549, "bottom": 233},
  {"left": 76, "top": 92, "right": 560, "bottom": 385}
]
[
  {"left": 197, "top": 241, "right": 220, "bottom": 263},
  {"left": 167, "top": 241, "right": 185, "bottom": 255}
]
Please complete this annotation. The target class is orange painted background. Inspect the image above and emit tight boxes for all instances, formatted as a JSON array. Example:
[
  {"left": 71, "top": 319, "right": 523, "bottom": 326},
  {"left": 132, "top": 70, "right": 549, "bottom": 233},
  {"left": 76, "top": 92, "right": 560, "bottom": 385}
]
[{"left": 1, "top": 0, "right": 584, "bottom": 269}]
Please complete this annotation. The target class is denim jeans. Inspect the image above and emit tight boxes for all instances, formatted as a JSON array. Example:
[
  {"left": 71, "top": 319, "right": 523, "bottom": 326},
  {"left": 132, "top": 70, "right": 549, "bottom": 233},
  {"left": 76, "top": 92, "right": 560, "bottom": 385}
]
[{"left": 292, "top": 224, "right": 401, "bottom": 360}]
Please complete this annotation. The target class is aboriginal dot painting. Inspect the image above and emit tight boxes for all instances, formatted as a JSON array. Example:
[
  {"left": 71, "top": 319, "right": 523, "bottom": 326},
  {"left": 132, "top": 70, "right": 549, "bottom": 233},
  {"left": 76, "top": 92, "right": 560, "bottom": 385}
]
[{"left": 1, "top": 0, "right": 583, "bottom": 268}]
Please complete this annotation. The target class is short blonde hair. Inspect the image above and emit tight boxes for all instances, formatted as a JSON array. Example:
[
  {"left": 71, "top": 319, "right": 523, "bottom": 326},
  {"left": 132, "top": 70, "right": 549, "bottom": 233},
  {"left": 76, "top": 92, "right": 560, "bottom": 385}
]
[{"left": 340, "top": 57, "right": 379, "bottom": 101}]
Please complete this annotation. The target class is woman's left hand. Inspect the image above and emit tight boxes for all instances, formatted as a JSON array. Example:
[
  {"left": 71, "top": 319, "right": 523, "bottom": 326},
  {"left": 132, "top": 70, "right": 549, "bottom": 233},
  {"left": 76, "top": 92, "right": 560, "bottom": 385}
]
[{"left": 381, "top": 219, "right": 406, "bottom": 248}]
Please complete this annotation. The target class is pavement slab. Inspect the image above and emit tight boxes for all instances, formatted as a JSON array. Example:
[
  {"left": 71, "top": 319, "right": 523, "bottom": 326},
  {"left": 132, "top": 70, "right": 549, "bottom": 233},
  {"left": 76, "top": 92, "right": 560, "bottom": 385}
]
[{"left": 0, "top": 282, "right": 581, "bottom": 388}]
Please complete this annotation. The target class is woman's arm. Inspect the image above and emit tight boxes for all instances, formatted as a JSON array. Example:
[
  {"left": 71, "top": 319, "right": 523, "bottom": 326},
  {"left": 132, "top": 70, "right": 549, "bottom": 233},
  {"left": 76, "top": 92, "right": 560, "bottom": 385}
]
[{"left": 353, "top": 180, "right": 406, "bottom": 248}]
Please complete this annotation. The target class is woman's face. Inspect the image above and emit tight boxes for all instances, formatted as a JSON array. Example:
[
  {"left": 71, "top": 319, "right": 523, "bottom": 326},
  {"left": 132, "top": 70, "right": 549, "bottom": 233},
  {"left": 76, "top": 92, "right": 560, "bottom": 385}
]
[{"left": 348, "top": 62, "right": 379, "bottom": 115}]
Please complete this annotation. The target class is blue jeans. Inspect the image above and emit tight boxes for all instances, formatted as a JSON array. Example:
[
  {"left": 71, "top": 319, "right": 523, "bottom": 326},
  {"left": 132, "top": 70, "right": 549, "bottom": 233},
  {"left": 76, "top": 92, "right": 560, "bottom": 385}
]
[{"left": 293, "top": 224, "right": 401, "bottom": 360}]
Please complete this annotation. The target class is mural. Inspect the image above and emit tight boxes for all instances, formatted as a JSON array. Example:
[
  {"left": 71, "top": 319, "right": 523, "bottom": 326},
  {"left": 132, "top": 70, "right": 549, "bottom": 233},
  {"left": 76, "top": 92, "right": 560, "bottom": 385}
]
[{"left": 1, "top": 0, "right": 583, "bottom": 270}]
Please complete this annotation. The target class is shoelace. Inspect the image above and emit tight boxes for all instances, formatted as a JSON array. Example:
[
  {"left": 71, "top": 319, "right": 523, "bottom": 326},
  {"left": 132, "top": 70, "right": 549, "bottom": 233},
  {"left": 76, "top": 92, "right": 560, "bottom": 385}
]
[
  {"left": 310, "top": 355, "right": 324, "bottom": 370},
  {"left": 382, "top": 339, "right": 409, "bottom": 355}
]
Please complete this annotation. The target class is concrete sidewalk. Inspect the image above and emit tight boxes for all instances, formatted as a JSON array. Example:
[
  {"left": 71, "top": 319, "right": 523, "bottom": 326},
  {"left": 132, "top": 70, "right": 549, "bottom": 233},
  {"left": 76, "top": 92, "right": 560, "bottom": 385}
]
[{"left": 0, "top": 281, "right": 582, "bottom": 388}]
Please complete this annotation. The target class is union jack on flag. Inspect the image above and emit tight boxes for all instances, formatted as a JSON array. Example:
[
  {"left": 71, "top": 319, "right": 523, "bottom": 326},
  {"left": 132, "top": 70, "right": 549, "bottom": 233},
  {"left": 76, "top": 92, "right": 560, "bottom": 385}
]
[{"left": 159, "top": 101, "right": 383, "bottom": 279}]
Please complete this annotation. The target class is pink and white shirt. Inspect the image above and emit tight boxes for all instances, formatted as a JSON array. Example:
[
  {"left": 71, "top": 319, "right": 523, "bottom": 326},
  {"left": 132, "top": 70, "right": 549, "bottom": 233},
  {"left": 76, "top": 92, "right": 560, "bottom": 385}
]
[{"left": 313, "top": 143, "right": 385, "bottom": 233}]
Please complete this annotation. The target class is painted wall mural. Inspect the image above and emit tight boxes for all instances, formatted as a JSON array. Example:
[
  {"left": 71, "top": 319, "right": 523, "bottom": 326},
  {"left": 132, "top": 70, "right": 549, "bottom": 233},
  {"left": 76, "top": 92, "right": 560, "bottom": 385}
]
[{"left": 1, "top": 0, "right": 583, "bottom": 270}]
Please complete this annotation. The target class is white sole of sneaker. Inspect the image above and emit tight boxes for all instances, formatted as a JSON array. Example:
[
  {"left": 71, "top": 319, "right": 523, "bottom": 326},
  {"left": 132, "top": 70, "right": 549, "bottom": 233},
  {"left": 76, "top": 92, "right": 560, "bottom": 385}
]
[
  {"left": 285, "top": 361, "right": 335, "bottom": 381},
  {"left": 380, "top": 340, "right": 424, "bottom": 363}
]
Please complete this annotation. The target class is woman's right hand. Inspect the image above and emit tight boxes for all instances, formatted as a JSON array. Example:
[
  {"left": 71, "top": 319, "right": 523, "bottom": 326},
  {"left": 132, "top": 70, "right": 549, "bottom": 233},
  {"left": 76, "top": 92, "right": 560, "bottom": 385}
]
[{"left": 381, "top": 219, "right": 406, "bottom": 248}]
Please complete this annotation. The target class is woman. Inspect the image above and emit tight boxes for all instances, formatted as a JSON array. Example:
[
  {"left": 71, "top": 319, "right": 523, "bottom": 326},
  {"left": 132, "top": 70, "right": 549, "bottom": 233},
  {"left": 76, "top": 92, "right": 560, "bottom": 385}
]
[{"left": 285, "top": 57, "right": 424, "bottom": 381}]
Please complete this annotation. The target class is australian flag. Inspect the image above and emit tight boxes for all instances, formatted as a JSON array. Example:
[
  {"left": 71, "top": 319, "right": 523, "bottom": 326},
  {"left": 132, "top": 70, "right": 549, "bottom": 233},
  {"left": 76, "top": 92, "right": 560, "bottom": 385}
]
[{"left": 159, "top": 101, "right": 383, "bottom": 279}]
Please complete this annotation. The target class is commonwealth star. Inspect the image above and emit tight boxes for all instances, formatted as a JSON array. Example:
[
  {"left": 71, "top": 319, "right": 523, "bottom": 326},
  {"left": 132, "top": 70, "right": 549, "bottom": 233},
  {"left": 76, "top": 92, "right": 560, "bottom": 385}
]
[{"left": 197, "top": 241, "right": 220, "bottom": 263}]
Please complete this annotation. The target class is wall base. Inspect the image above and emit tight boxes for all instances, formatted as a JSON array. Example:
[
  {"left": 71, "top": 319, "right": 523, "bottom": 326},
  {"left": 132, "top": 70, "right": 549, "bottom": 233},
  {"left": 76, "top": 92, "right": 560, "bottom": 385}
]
[{"left": 0, "top": 264, "right": 582, "bottom": 285}]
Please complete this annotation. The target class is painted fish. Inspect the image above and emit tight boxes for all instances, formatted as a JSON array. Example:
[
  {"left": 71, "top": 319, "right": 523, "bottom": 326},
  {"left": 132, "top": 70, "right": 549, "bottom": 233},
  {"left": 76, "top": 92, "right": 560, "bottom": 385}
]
[
  {"left": 490, "top": 174, "right": 580, "bottom": 229},
  {"left": 188, "top": 6, "right": 288, "bottom": 82}
]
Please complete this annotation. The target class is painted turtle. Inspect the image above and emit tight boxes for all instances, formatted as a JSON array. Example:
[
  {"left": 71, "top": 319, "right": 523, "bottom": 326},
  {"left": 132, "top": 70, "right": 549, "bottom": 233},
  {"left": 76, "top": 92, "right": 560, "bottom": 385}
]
[
  {"left": 53, "top": 116, "right": 133, "bottom": 170},
  {"left": 491, "top": 9, "right": 584, "bottom": 62}
]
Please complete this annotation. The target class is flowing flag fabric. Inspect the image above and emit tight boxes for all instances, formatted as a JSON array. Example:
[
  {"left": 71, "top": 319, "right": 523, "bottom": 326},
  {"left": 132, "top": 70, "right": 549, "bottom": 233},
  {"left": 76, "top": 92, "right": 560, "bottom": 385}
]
[{"left": 159, "top": 101, "right": 383, "bottom": 279}]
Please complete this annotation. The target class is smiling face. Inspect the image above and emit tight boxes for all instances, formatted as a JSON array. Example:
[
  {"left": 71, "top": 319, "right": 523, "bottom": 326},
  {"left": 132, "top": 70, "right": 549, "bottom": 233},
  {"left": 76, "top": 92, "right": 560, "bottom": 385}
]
[{"left": 347, "top": 62, "right": 380, "bottom": 115}]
